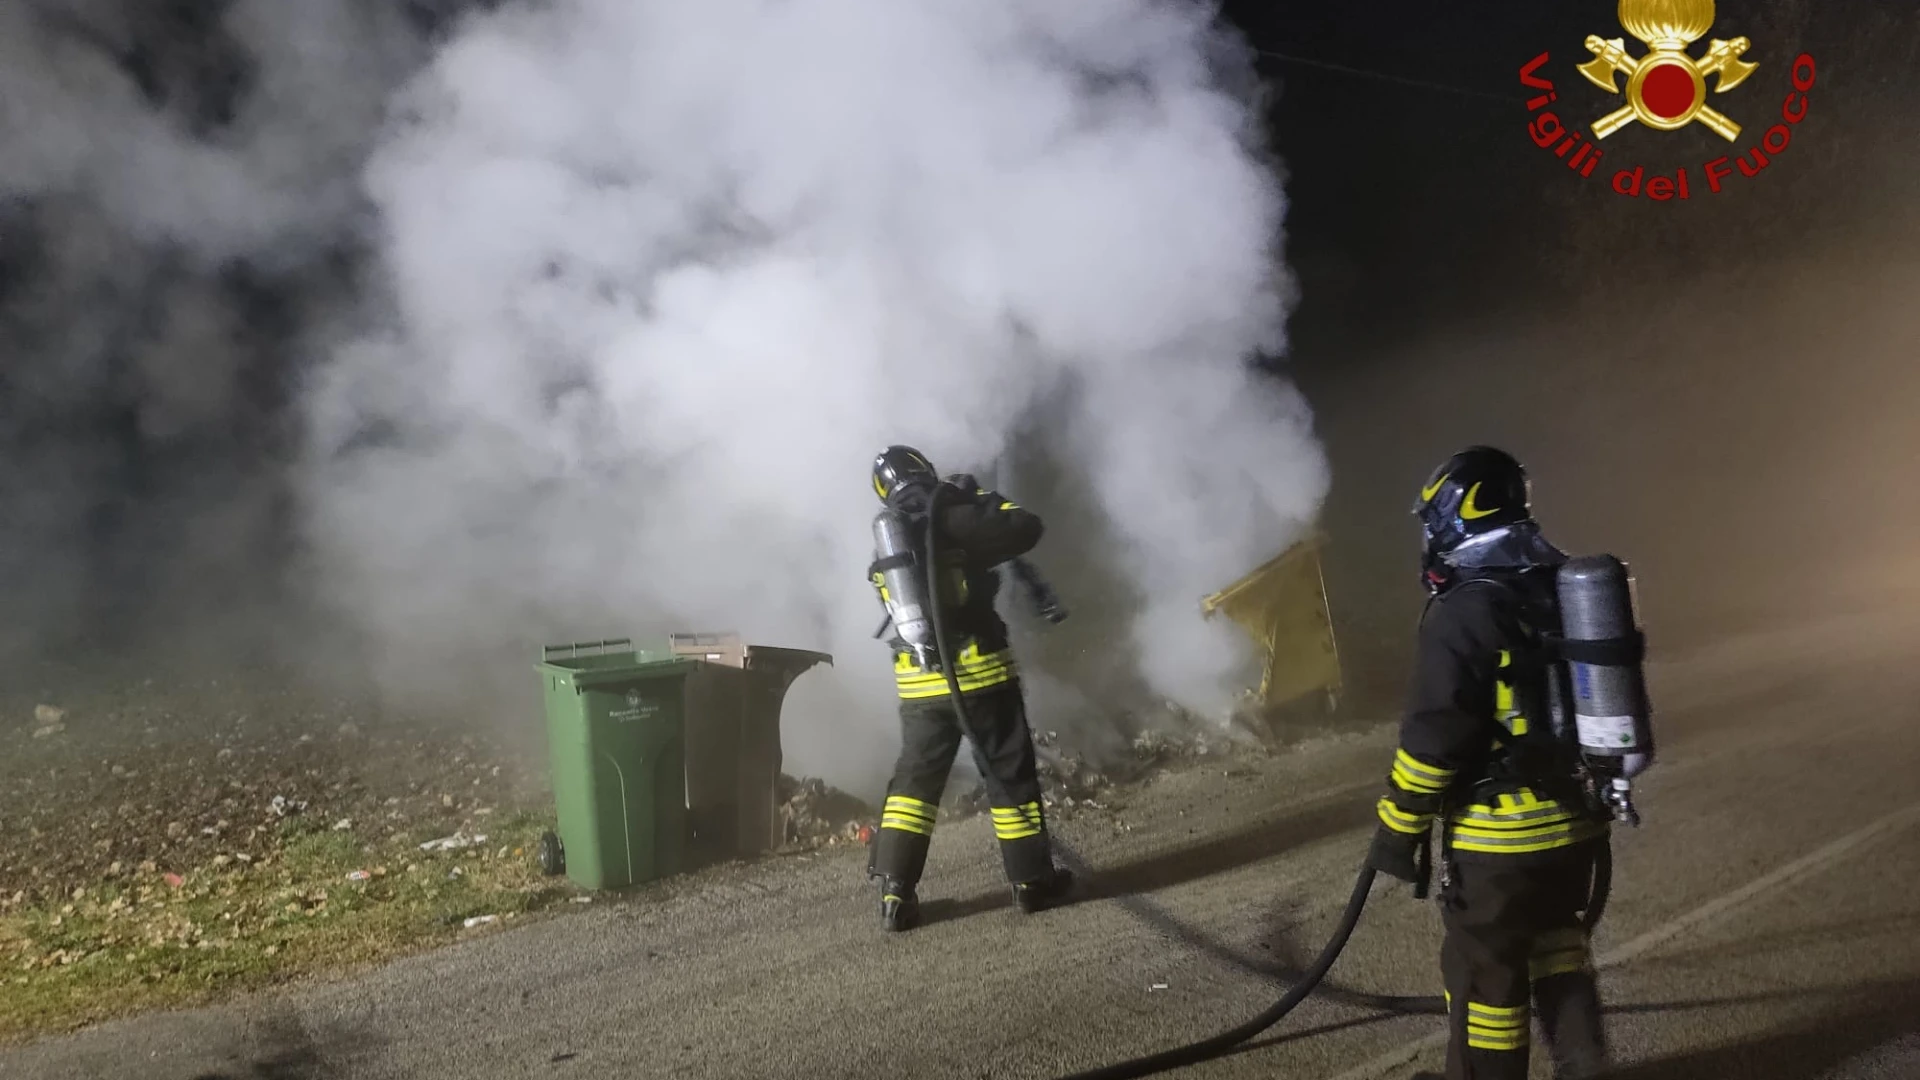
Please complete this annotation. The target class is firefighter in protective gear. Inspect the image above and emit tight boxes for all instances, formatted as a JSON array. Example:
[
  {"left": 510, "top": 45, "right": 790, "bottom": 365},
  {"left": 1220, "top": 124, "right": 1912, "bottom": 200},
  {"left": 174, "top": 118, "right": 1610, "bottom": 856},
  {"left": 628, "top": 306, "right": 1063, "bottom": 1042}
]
[
  {"left": 866, "top": 445, "right": 1074, "bottom": 932},
  {"left": 1370, "top": 446, "right": 1611, "bottom": 1080}
]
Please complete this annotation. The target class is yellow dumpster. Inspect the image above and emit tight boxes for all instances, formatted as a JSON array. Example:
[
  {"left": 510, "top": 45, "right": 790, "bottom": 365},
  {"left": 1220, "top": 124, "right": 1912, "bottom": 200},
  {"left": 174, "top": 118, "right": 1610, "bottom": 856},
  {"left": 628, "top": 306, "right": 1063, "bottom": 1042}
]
[{"left": 1201, "top": 533, "right": 1342, "bottom": 711}]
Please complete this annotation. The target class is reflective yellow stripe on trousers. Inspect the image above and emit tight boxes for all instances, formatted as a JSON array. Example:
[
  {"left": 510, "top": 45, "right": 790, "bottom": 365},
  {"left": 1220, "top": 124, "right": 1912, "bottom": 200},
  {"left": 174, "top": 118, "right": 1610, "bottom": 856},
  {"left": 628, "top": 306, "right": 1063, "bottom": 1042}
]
[
  {"left": 1530, "top": 926, "right": 1593, "bottom": 980},
  {"left": 1446, "top": 993, "right": 1530, "bottom": 1052},
  {"left": 991, "top": 802, "right": 1044, "bottom": 841},
  {"left": 880, "top": 795, "right": 938, "bottom": 836}
]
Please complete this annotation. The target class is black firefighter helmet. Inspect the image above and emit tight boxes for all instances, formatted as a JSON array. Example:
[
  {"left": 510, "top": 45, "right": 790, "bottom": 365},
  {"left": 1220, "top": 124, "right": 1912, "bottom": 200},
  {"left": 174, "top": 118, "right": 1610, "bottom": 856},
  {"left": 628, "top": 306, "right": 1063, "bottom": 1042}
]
[
  {"left": 1412, "top": 445, "right": 1533, "bottom": 587},
  {"left": 873, "top": 445, "right": 938, "bottom": 502}
]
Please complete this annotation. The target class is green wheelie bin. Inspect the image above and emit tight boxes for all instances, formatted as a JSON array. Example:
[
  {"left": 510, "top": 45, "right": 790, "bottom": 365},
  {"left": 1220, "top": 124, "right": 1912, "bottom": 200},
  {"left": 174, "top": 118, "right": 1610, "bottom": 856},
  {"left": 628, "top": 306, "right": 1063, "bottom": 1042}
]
[{"left": 535, "top": 639, "right": 698, "bottom": 890}]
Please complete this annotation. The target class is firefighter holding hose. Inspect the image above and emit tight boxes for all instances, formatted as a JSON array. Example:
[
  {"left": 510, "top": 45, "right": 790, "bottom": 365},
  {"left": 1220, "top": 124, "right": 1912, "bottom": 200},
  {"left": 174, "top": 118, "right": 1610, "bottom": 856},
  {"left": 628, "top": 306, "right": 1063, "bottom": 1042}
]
[
  {"left": 1368, "top": 446, "right": 1611, "bottom": 1080},
  {"left": 864, "top": 444, "right": 1074, "bottom": 932}
]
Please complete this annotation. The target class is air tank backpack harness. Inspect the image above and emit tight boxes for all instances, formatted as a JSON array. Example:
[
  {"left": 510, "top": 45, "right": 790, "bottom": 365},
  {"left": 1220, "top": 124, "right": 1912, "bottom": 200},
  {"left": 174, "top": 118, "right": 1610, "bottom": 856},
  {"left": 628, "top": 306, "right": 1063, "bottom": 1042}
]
[{"left": 1055, "top": 450, "right": 1656, "bottom": 1080}]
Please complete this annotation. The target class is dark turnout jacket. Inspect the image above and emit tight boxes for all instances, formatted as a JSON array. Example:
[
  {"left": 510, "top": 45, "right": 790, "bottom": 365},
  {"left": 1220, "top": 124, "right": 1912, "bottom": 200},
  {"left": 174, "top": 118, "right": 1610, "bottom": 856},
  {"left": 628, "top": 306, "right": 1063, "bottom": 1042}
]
[
  {"left": 870, "top": 480, "right": 1042, "bottom": 699},
  {"left": 1376, "top": 572, "right": 1608, "bottom": 863}
]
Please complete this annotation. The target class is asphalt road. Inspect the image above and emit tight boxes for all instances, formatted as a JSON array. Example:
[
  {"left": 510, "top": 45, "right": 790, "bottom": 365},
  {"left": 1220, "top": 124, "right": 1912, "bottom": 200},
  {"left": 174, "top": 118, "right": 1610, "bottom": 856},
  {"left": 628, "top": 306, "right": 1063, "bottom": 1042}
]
[{"left": 4, "top": 607, "right": 1918, "bottom": 1080}]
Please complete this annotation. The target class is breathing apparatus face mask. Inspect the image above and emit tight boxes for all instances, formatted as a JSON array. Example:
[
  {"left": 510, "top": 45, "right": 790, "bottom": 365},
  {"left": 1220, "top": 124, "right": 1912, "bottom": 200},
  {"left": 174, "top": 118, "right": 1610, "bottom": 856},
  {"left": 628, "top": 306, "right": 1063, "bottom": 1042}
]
[
  {"left": 1422, "top": 520, "right": 1569, "bottom": 597},
  {"left": 1417, "top": 505, "right": 1461, "bottom": 595},
  {"left": 885, "top": 476, "right": 937, "bottom": 516}
]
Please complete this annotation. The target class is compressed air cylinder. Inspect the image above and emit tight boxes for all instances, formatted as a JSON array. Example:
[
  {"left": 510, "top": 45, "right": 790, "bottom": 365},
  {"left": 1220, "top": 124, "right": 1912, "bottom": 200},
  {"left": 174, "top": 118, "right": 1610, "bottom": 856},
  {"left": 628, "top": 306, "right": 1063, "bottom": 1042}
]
[
  {"left": 871, "top": 509, "right": 936, "bottom": 665},
  {"left": 1556, "top": 554, "right": 1654, "bottom": 777}
]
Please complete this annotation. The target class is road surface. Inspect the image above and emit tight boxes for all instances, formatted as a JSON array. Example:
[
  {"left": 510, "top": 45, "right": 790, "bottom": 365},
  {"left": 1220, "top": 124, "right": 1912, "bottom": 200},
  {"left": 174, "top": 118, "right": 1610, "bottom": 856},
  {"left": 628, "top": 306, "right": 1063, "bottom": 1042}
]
[{"left": 4, "top": 607, "right": 1918, "bottom": 1080}]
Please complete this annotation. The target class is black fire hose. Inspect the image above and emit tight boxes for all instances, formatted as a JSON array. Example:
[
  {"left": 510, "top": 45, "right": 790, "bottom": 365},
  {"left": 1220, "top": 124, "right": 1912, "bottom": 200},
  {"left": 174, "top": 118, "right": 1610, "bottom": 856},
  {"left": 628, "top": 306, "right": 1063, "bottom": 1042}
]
[
  {"left": 919, "top": 483, "right": 1369, "bottom": 1076},
  {"left": 919, "top": 484, "right": 1612, "bottom": 1079},
  {"left": 1058, "top": 865, "right": 1379, "bottom": 1080},
  {"left": 1041, "top": 841, "right": 1613, "bottom": 1080}
]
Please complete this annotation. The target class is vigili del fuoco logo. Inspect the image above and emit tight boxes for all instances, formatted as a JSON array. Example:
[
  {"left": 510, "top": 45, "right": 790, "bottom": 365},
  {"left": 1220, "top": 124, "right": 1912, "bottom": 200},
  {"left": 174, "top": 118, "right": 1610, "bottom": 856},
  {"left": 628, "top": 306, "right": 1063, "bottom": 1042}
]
[{"left": 1519, "top": 0, "right": 1817, "bottom": 200}]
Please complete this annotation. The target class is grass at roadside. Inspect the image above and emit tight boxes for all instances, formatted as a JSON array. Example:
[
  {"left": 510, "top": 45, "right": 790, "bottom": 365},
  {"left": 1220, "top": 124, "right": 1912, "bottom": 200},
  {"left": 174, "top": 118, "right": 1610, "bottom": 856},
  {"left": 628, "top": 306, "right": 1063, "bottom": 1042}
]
[
  {"left": 0, "top": 808, "right": 581, "bottom": 1042},
  {"left": 0, "top": 673, "right": 1186, "bottom": 1045}
]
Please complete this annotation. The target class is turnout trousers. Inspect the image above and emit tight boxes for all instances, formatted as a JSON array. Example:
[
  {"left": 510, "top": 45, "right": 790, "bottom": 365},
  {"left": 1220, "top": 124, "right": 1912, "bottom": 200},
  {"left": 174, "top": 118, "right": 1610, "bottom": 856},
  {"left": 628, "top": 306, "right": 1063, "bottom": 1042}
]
[
  {"left": 1440, "top": 841, "right": 1609, "bottom": 1080},
  {"left": 868, "top": 679, "right": 1055, "bottom": 887}
]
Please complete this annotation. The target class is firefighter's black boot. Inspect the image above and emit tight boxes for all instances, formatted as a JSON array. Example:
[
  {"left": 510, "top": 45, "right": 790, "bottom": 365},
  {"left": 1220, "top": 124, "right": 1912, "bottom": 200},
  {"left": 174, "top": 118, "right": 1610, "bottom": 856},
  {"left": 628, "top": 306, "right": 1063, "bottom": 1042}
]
[
  {"left": 1011, "top": 865, "right": 1074, "bottom": 914},
  {"left": 1537, "top": 970, "right": 1609, "bottom": 1078},
  {"left": 879, "top": 878, "right": 921, "bottom": 932}
]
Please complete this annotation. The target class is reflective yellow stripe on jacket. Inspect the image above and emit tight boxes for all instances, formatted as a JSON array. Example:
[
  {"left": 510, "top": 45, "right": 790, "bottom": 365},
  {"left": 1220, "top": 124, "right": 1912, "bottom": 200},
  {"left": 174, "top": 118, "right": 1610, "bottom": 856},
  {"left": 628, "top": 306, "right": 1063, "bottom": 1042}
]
[
  {"left": 1376, "top": 748, "right": 1454, "bottom": 835},
  {"left": 1495, "top": 649, "right": 1529, "bottom": 737},
  {"left": 1448, "top": 788, "right": 1607, "bottom": 855},
  {"left": 894, "top": 641, "right": 1016, "bottom": 699}
]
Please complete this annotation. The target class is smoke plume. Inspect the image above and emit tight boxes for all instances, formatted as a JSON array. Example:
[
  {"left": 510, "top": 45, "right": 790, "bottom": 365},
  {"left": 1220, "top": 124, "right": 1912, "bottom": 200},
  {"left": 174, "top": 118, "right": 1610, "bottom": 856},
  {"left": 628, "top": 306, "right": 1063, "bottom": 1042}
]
[
  {"left": 303, "top": 0, "right": 1325, "bottom": 787},
  {"left": 0, "top": 0, "right": 439, "bottom": 666}
]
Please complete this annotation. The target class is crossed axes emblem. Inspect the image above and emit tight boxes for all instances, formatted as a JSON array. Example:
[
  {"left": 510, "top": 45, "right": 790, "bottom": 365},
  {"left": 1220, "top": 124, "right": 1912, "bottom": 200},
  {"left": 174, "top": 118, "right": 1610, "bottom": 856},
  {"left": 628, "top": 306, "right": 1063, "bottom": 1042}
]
[{"left": 1578, "top": 0, "right": 1758, "bottom": 142}]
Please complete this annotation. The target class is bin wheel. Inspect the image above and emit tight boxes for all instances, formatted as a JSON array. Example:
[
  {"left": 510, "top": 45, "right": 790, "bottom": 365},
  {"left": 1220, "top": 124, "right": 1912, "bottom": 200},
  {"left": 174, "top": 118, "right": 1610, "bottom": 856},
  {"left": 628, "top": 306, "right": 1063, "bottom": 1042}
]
[{"left": 538, "top": 831, "right": 565, "bottom": 876}]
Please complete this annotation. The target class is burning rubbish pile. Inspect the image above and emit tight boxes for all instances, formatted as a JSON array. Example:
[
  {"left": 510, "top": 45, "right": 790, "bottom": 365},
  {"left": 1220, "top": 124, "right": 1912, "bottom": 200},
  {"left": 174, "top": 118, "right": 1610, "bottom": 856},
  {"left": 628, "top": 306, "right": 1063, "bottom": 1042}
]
[
  {"left": 945, "top": 725, "right": 1255, "bottom": 819},
  {"left": 1126, "top": 726, "right": 1247, "bottom": 770},
  {"left": 778, "top": 717, "right": 1264, "bottom": 846},
  {"left": 777, "top": 775, "right": 877, "bottom": 850},
  {"left": 1033, "top": 730, "right": 1111, "bottom": 810}
]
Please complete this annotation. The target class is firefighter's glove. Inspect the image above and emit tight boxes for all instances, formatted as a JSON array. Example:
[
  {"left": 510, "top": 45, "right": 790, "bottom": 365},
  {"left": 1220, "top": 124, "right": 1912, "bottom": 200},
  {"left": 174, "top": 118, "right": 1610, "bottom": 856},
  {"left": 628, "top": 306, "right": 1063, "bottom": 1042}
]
[
  {"left": 1005, "top": 558, "right": 1068, "bottom": 624},
  {"left": 943, "top": 473, "right": 982, "bottom": 495},
  {"left": 1367, "top": 824, "right": 1432, "bottom": 898},
  {"left": 1033, "top": 585, "right": 1069, "bottom": 624}
]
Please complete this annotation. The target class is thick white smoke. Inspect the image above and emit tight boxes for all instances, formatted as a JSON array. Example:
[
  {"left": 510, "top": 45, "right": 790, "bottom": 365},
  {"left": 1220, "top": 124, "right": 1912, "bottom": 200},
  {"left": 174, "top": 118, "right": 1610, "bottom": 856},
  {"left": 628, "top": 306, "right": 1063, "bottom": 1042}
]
[
  {"left": 0, "top": 0, "right": 436, "bottom": 662},
  {"left": 304, "top": 0, "right": 1328, "bottom": 790},
  {"left": 0, "top": 2, "right": 424, "bottom": 263}
]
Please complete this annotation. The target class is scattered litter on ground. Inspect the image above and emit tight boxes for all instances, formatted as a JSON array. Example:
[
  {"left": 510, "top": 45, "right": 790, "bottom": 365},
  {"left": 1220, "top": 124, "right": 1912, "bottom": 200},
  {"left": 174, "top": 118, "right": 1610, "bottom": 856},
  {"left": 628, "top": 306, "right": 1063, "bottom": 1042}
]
[
  {"left": 419, "top": 831, "right": 489, "bottom": 853},
  {"left": 345, "top": 870, "right": 372, "bottom": 882},
  {"left": 777, "top": 776, "right": 873, "bottom": 849},
  {"left": 461, "top": 915, "right": 499, "bottom": 930},
  {"left": 1034, "top": 732, "right": 1111, "bottom": 807},
  {"left": 937, "top": 726, "right": 1262, "bottom": 821},
  {"left": 269, "top": 795, "right": 308, "bottom": 818},
  {"left": 1149, "top": 982, "right": 1170, "bottom": 992},
  {"left": 1129, "top": 727, "right": 1237, "bottom": 764}
]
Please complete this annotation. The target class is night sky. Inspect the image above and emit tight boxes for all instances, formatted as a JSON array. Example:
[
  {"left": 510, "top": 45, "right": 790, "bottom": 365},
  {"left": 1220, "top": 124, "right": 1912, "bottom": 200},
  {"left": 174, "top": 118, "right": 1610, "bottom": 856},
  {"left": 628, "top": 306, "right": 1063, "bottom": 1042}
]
[
  {"left": 1219, "top": 0, "right": 1920, "bottom": 704},
  {"left": 1227, "top": 0, "right": 1911, "bottom": 354}
]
